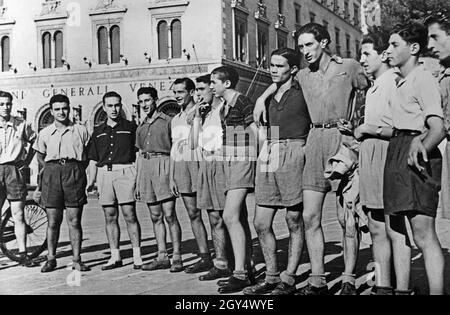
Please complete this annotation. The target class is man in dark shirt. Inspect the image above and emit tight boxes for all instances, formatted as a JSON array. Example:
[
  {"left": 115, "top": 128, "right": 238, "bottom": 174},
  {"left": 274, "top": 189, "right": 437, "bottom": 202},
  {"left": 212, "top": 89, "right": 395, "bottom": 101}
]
[
  {"left": 244, "top": 48, "right": 311, "bottom": 296},
  {"left": 87, "top": 91, "right": 143, "bottom": 270}
]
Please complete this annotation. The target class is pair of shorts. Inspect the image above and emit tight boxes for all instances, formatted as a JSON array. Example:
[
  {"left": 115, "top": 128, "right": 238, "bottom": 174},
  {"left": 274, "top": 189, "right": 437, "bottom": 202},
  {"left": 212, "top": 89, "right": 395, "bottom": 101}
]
[
  {"left": 384, "top": 133, "right": 442, "bottom": 218},
  {"left": 256, "top": 140, "right": 305, "bottom": 208},
  {"left": 97, "top": 166, "right": 136, "bottom": 206},
  {"left": 41, "top": 162, "right": 88, "bottom": 209},
  {"left": 303, "top": 128, "right": 350, "bottom": 193},
  {"left": 0, "top": 164, "right": 27, "bottom": 201},
  {"left": 359, "top": 138, "right": 389, "bottom": 210},
  {"left": 137, "top": 156, "right": 173, "bottom": 204},
  {"left": 223, "top": 157, "right": 255, "bottom": 192},
  {"left": 173, "top": 160, "right": 199, "bottom": 195},
  {"left": 197, "top": 157, "right": 226, "bottom": 211}
]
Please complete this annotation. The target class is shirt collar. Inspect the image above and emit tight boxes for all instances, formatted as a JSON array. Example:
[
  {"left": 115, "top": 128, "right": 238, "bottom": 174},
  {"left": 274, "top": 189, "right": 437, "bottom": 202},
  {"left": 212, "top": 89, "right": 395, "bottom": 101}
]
[
  {"left": 371, "top": 69, "right": 396, "bottom": 91},
  {"left": 308, "top": 54, "right": 343, "bottom": 73},
  {"left": 49, "top": 121, "right": 75, "bottom": 135},
  {"left": 100, "top": 118, "right": 125, "bottom": 131},
  {"left": 0, "top": 116, "right": 20, "bottom": 128},
  {"left": 394, "top": 65, "right": 423, "bottom": 87},
  {"left": 440, "top": 67, "right": 450, "bottom": 80}
]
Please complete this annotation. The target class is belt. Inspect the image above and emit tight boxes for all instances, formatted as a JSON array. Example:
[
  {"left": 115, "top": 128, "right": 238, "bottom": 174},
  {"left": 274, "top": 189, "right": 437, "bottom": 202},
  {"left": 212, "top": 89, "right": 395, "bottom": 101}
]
[
  {"left": 392, "top": 129, "right": 422, "bottom": 137},
  {"left": 141, "top": 152, "right": 170, "bottom": 160},
  {"left": 268, "top": 138, "right": 306, "bottom": 145},
  {"left": 98, "top": 164, "right": 134, "bottom": 172},
  {"left": 311, "top": 122, "right": 339, "bottom": 129},
  {"left": 47, "top": 158, "right": 80, "bottom": 165}
]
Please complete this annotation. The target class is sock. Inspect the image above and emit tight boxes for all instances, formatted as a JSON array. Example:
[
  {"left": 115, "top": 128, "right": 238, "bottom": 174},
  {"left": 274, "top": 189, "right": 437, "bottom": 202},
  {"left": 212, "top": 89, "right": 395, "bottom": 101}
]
[
  {"left": 172, "top": 252, "right": 182, "bottom": 262},
  {"left": 133, "top": 248, "right": 143, "bottom": 266},
  {"left": 214, "top": 258, "right": 229, "bottom": 270},
  {"left": 108, "top": 249, "right": 121, "bottom": 264},
  {"left": 157, "top": 251, "right": 168, "bottom": 261},
  {"left": 265, "top": 271, "right": 281, "bottom": 284},
  {"left": 199, "top": 252, "right": 212, "bottom": 261},
  {"left": 309, "top": 273, "right": 327, "bottom": 288},
  {"left": 342, "top": 273, "right": 356, "bottom": 285},
  {"left": 233, "top": 270, "right": 248, "bottom": 281},
  {"left": 280, "top": 271, "right": 296, "bottom": 286}
]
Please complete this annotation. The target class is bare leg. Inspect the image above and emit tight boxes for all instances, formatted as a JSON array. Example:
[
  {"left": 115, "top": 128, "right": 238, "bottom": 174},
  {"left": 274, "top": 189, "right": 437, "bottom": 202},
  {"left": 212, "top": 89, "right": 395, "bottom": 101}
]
[
  {"left": 285, "top": 205, "right": 305, "bottom": 276},
  {"left": 103, "top": 206, "right": 120, "bottom": 250},
  {"left": 66, "top": 207, "right": 83, "bottom": 261},
  {"left": 148, "top": 203, "right": 167, "bottom": 256},
  {"left": 9, "top": 200, "right": 27, "bottom": 253},
  {"left": 367, "top": 210, "right": 391, "bottom": 287},
  {"left": 161, "top": 199, "right": 182, "bottom": 257},
  {"left": 45, "top": 208, "right": 64, "bottom": 260},
  {"left": 182, "top": 195, "right": 209, "bottom": 254},
  {"left": 208, "top": 210, "right": 229, "bottom": 265},
  {"left": 121, "top": 202, "right": 141, "bottom": 249},
  {"left": 253, "top": 206, "right": 278, "bottom": 277}
]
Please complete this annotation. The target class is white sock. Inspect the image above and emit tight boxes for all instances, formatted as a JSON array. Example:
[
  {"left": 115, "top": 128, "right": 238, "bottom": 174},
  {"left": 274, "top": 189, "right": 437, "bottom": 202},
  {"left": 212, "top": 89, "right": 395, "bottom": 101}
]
[
  {"left": 108, "top": 249, "right": 121, "bottom": 264},
  {"left": 133, "top": 248, "right": 143, "bottom": 266}
]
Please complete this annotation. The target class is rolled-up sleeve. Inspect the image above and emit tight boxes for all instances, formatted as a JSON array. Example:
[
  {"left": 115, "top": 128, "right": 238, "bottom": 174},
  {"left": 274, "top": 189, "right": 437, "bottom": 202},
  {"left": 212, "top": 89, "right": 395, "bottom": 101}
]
[
  {"left": 32, "top": 131, "right": 47, "bottom": 155},
  {"left": 419, "top": 72, "right": 443, "bottom": 119}
]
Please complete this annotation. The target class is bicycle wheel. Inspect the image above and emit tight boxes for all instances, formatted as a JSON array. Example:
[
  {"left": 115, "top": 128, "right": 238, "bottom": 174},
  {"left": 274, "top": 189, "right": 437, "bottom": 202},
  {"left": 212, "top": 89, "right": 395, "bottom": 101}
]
[{"left": 0, "top": 200, "right": 48, "bottom": 262}]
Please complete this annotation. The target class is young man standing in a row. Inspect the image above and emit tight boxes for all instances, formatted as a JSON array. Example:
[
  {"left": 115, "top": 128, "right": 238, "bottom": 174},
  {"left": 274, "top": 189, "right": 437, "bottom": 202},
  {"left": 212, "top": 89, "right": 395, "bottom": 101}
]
[
  {"left": 0, "top": 91, "right": 39, "bottom": 267},
  {"left": 87, "top": 91, "right": 143, "bottom": 270},
  {"left": 426, "top": 11, "right": 450, "bottom": 219},
  {"left": 244, "top": 48, "right": 311, "bottom": 296},
  {"left": 210, "top": 66, "right": 258, "bottom": 294},
  {"left": 135, "top": 87, "right": 183, "bottom": 272},
  {"left": 384, "top": 22, "right": 445, "bottom": 295},
  {"left": 34, "top": 94, "right": 91, "bottom": 273},
  {"left": 171, "top": 78, "right": 212, "bottom": 273}
]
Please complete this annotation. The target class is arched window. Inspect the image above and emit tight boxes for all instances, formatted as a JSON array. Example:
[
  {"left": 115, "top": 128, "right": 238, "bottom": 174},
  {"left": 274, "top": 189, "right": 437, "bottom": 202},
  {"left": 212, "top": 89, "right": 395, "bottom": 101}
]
[
  {"left": 171, "top": 19, "right": 182, "bottom": 59},
  {"left": 42, "top": 32, "right": 52, "bottom": 69},
  {"left": 54, "top": 31, "right": 63, "bottom": 68},
  {"left": 98, "top": 26, "right": 109, "bottom": 65},
  {"left": 94, "top": 108, "right": 108, "bottom": 127},
  {"left": 158, "top": 20, "right": 169, "bottom": 60},
  {"left": 1, "top": 36, "right": 10, "bottom": 72},
  {"left": 39, "top": 107, "right": 54, "bottom": 131},
  {"left": 110, "top": 25, "right": 120, "bottom": 64}
]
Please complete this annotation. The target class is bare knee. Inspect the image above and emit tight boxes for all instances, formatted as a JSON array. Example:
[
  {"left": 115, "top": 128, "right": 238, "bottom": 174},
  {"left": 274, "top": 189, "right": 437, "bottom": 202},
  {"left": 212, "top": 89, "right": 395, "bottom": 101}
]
[
  {"left": 164, "top": 212, "right": 178, "bottom": 226},
  {"left": 303, "top": 210, "right": 320, "bottom": 231},
  {"left": 188, "top": 209, "right": 201, "bottom": 222},
  {"left": 209, "top": 212, "right": 224, "bottom": 230},
  {"left": 253, "top": 217, "right": 272, "bottom": 235},
  {"left": 223, "top": 211, "right": 240, "bottom": 227},
  {"left": 285, "top": 212, "right": 302, "bottom": 232},
  {"left": 151, "top": 212, "right": 164, "bottom": 224}
]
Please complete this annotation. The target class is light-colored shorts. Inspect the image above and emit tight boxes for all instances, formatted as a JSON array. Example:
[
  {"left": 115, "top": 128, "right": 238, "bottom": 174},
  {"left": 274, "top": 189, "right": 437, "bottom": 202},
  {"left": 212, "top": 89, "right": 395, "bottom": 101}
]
[
  {"left": 197, "top": 156, "right": 226, "bottom": 211},
  {"left": 223, "top": 157, "right": 256, "bottom": 192},
  {"left": 137, "top": 156, "right": 174, "bottom": 204},
  {"left": 303, "top": 128, "right": 350, "bottom": 193},
  {"left": 97, "top": 165, "right": 136, "bottom": 206},
  {"left": 256, "top": 139, "right": 305, "bottom": 208},
  {"left": 359, "top": 138, "right": 389, "bottom": 210},
  {"left": 174, "top": 159, "right": 199, "bottom": 195}
]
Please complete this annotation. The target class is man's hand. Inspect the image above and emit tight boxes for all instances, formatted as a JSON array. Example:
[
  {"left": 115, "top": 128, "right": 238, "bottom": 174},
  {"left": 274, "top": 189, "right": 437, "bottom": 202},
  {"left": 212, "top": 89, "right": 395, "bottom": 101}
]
[
  {"left": 134, "top": 188, "right": 141, "bottom": 201},
  {"left": 170, "top": 178, "right": 179, "bottom": 198},
  {"left": 32, "top": 187, "right": 41, "bottom": 205},
  {"left": 86, "top": 183, "right": 96, "bottom": 195},
  {"left": 337, "top": 119, "right": 354, "bottom": 136},
  {"left": 407, "top": 136, "right": 428, "bottom": 172},
  {"left": 253, "top": 98, "right": 267, "bottom": 128},
  {"left": 354, "top": 124, "right": 368, "bottom": 141}
]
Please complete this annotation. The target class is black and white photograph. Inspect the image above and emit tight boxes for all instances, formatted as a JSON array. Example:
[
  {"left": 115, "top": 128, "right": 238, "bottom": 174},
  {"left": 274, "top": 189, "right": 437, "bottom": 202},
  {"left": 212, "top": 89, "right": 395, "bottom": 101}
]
[{"left": 0, "top": 0, "right": 449, "bottom": 301}]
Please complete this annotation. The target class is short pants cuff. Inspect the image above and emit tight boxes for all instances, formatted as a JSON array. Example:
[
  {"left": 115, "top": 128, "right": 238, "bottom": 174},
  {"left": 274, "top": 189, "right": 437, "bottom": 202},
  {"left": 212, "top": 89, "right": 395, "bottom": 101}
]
[{"left": 302, "top": 185, "right": 329, "bottom": 193}]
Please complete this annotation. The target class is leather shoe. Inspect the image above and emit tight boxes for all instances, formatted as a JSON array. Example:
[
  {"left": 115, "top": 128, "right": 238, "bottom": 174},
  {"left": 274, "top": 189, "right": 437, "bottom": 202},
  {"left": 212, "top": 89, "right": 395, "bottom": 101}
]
[
  {"left": 199, "top": 266, "right": 232, "bottom": 282},
  {"left": 19, "top": 254, "right": 40, "bottom": 268},
  {"left": 218, "top": 276, "right": 251, "bottom": 294},
  {"left": 142, "top": 259, "right": 171, "bottom": 271},
  {"left": 133, "top": 264, "right": 142, "bottom": 270},
  {"left": 41, "top": 259, "right": 57, "bottom": 273},
  {"left": 170, "top": 260, "right": 184, "bottom": 273},
  {"left": 243, "top": 281, "right": 279, "bottom": 295},
  {"left": 101, "top": 261, "right": 123, "bottom": 271}
]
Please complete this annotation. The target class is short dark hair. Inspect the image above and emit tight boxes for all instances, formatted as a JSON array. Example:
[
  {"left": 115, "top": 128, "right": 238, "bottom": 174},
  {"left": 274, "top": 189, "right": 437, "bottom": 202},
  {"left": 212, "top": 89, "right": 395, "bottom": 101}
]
[
  {"left": 391, "top": 22, "right": 429, "bottom": 55},
  {"left": 296, "top": 23, "right": 332, "bottom": 47},
  {"left": 425, "top": 11, "right": 450, "bottom": 34},
  {"left": 211, "top": 66, "right": 240, "bottom": 89},
  {"left": 173, "top": 78, "right": 196, "bottom": 92},
  {"left": 196, "top": 74, "right": 211, "bottom": 85},
  {"left": 102, "top": 91, "right": 122, "bottom": 105},
  {"left": 361, "top": 31, "right": 390, "bottom": 55},
  {"left": 137, "top": 87, "right": 158, "bottom": 100},
  {"left": 271, "top": 47, "right": 301, "bottom": 69},
  {"left": 49, "top": 94, "right": 70, "bottom": 108},
  {"left": 0, "top": 91, "right": 13, "bottom": 102}
]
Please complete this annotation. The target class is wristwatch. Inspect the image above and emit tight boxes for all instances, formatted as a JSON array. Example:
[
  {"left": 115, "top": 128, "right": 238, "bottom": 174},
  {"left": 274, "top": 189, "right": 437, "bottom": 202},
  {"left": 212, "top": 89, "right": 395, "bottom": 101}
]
[{"left": 376, "top": 126, "right": 383, "bottom": 137}]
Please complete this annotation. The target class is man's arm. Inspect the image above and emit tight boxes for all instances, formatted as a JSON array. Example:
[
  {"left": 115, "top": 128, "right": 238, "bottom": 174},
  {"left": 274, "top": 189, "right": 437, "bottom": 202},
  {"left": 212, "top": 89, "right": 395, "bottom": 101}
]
[
  {"left": 86, "top": 160, "right": 98, "bottom": 193},
  {"left": 354, "top": 124, "right": 394, "bottom": 141},
  {"left": 408, "top": 116, "right": 445, "bottom": 172},
  {"left": 253, "top": 83, "right": 277, "bottom": 127},
  {"left": 169, "top": 144, "right": 179, "bottom": 197}
]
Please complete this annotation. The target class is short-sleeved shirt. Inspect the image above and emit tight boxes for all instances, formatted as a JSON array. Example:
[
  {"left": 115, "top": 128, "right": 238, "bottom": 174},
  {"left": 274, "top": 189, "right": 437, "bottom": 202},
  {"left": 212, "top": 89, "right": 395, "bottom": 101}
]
[
  {"left": 0, "top": 116, "right": 36, "bottom": 164},
  {"left": 136, "top": 112, "right": 172, "bottom": 154},
  {"left": 364, "top": 68, "right": 397, "bottom": 127},
  {"left": 391, "top": 65, "right": 443, "bottom": 131},
  {"left": 267, "top": 80, "right": 311, "bottom": 140},
  {"left": 221, "top": 93, "right": 255, "bottom": 157},
  {"left": 296, "top": 54, "right": 369, "bottom": 124},
  {"left": 33, "top": 122, "right": 91, "bottom": 162},
  {"left": 199, "top": 103, "right": 224, "bottom": 153},
  {"left": 171, "top": 106, "right": 196, "bottom": 159},
  {"left": 88, "top": 118, "right": 137, "bottom": 167},
  {"left": 439, "top": 67, "right": 450, "bottom": 134}
]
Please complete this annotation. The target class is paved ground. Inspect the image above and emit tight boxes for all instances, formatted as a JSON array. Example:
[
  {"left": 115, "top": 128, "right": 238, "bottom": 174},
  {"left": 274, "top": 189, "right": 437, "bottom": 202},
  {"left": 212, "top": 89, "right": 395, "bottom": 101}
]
[{"left": 1, "top": 193, "right": 450, "bottom": 295}]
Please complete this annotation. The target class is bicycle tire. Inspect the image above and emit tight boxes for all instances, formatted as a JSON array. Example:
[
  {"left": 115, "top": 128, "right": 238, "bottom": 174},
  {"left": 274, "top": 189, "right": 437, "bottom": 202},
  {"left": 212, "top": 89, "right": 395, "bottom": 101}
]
[{"left": 0, "top": 200, "right": 48, "bottom": 262}]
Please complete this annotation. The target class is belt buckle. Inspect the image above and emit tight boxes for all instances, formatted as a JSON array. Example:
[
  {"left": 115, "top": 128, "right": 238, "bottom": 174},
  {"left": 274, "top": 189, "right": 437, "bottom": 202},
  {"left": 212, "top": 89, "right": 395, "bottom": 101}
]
[
  {"left": 107, "top": 164, "right": 113, "bottom": 172},
  {"left": 60, "top": 158, "right": 67, "bottom": 165},
  {"left": 323, "top": 123, "right": 331, "bottom": 129}
]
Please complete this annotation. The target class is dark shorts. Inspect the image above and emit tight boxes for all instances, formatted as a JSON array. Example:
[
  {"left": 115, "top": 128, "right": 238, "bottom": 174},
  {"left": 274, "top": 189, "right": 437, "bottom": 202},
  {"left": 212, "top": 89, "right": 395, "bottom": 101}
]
[
  {"left": 0, "top": 164, "right": 27, "bottom": 201},
  {"left": 41, "top": 162, "right": 88, "bottom": 209},
  {"left": 384, "top": 133, "right": 442, "bottom": 218}
]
